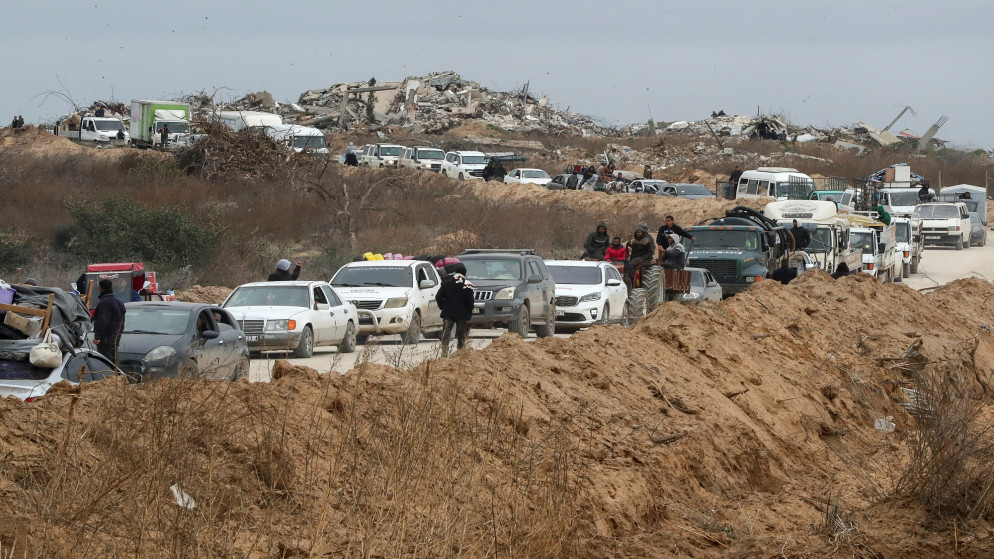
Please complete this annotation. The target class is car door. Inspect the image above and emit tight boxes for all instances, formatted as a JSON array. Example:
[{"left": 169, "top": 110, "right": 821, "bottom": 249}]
[
  {"left": 704, "top": 271, "right": 722, "bottom": 301},
  {"left": 192, "top": 309, "right": 226, "bottom": 379},
  {"left": 212, "top": 308, "right": 246, "bottom": 375},
  {"left": 528, "top": 259, "right": 552, "bottom": 322},
  {"left": 415, "top": 263, "right": 442, "bottom": 328},
  {"left": 321, "top": 284, "right": 348, "bottom": 341},
  {"left": 310, "top": 285, "right": 336, "bottom": 346},
  {"left": 603, "top": 265, "right": 627, "bottom": 319}
]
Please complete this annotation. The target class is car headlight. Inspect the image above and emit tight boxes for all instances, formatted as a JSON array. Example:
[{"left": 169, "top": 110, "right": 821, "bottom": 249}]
[
  {"left": 579, "top": 292, "right": 601, "bottom": 302},
  {"left": 143, "top": 345, "right": 176, "bottom": 363},
  {"left": 494, "top": 287, "right": 515, "bottom": 300},
  {"left": 684, "top": 292, "right": 702, "bottom": 299},
  {"left": 384, "top": 297, "right": 409, "bottom": 308},
  {"left": 265, "top": 319, "right": 296, "bottom": 331}
]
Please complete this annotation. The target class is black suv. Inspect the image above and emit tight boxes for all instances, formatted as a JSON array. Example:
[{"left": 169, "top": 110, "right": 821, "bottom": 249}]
[{"left": 458, "top": 249, "right": 556, "bottom": 338}]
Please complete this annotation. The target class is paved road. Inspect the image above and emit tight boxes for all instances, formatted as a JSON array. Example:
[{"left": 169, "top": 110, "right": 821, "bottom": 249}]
[{"left": 249, "top": 240, "right": 994, "bottom": 381}]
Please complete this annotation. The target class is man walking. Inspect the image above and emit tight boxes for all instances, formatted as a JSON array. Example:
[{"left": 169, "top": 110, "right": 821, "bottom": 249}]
[
  {"left": 435, "top": 260, "right": 475, "bottom": 357},
  {"left": 93, "top": 279, "right": 126, "bottom": 365}
]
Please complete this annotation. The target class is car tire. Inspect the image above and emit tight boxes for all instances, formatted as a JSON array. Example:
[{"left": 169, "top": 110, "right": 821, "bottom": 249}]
[
  {"left": 902, "top": 261, "right": 911, "bottom": 278},
  {"left": 965, "top": 236, "right": 971, "bottom": 248},
  {"left": 458, "top": 172, "right": 465, "bottom": 181},
  {"left": 508, "top": 305, "right": 530, "bottom": 338},
  {"left": 231, "top": 356, "right": 250, "bottom": 381},
  {"left": 619, "top": 302, "right": 631, "bottom": 327},
  {"left": 400, "top": 313, "right": 422, "bottom": 345},
  {"left": 339, "top": 322, "right": 357, "bottom": 353},
  {"left": 179, "top": 359, "right": 198, "bottom": 381},
  {"left": 597, "top": 303, "right": 611, "bottom": 326},
  {"left": 292, "top": 326, "right": 314, "bottom": 358},
  {"left": 910, "top": 258, "right": 919, "bottom": 274},
  {"left": 535, "top": 305, "right": 556, "bottom": 338}
]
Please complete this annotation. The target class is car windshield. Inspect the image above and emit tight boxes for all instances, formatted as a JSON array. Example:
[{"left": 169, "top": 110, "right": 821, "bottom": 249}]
[
  {"left": 462, "top": 155, "right": 486, "bottom": 164},
  {"left": 689, "top": 270, "right": 706, "bottom": 288},
  {"left": 809, "top": 227, "right": 832, "bottom": 251},
  {"left": 156, "top": 122, "right": 190, "bottom": 134},
  {"left": 462, "top": 259, "right": 522, "bottom": 281},
  {"left": 687, "top": 230, "right": 761, "bottom": 250},
  {"left": 547, "top": 265, "right": 601, "bottom": 285},
  {"left": 123, "top": 308, "right": 192, "bottom": 335},
  {"left": 224, "top": 286, "right": 310, "bottom": 308},
  {"left": 895, "top": 222, "right": 911, "bottom": 243},
  {"left": 294, "top": 135, "right": 327, "bottom": 149},
  {"left": 418, "top": 149, "right": 444, "bottom": 160},
  {"left": 888, "top": 191, "right": 922, "bottom": 206},
  {"left": 677, "top": 184, "right": 711, "bottom": 195},
  {"left": 330, "top": 266, "right": 413, "bottom": 288},
  {"left": 380, "top": 146, "right": 403, "bottom": 157},
  {"left": 94, "top": 120, "right": 124, "bottom": 131},
  {"left": 851, "top": 232, "right": 875, "bottom": 254},
  {"left": 522, "top": 170, "right": 550, "bottom": 179},
  {"left": 913, "top": 205, "right": 960, "bottom": 219}
]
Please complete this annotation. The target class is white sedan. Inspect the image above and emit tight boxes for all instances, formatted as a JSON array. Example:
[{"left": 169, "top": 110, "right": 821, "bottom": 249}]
[
  {"left": 544, "top": 260, "right": 629, "bottom": 330},
  {"left": 504, "top": 168, "right": 552, "bottom": 186},
  {"left": 222, "top": 281, "right": 359, "bottom": 358},
  {"left": 675, "top": 267, "right": 723, "bottom": 303}
]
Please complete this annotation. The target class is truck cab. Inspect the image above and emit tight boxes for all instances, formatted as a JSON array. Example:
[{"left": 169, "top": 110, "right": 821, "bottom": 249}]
[
  {"left": 130, "top": 100, "right": 192, "bottom": 148},
  {"left": 848, "top": 215, "right": 899, "bottom": 282},
  {"left": 892, "top": 217, "right": 923, "bottom": 278},
  {"left": 735, "top": 167, "right": 814, "bottom": 200},
  {"left": 763, "top": 200, "right": 862, "bottom": 277}
]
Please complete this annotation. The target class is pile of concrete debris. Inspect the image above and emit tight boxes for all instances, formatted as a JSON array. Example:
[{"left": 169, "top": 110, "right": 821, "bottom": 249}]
[{"left": 217, "top": 71, "right": 618, "bottom": 136}]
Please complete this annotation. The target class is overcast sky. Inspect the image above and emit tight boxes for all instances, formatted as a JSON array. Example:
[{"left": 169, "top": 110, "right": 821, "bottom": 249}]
[{"left": 3, "top": 1, "right": 991, "bottom": 147}]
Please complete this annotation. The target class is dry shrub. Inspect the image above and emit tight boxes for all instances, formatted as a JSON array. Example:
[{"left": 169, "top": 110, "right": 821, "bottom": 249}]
[{"left": 175, "top": 121, "right": 301, "bottom": 181}]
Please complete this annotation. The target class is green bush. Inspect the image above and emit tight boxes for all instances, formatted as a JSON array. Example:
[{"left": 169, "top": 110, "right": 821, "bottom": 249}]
[{"left": 59, "top": 199, "right": 216, "bottom": 269}]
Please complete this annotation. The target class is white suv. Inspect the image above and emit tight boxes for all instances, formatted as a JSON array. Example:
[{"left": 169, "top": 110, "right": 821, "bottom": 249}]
[
  {"left": 399, "top": 146, "right": 445, "bottom": 172},
  {"left": 329, "top": 260, "right": 443, "bottom": 343},
  {"left": 441, "top": 151, "right": 487, "bottom": 180},
  {"left": 360, "top": 143, "right": 405, "bottom": 167},
  {"left": 913, "top": 202, "right": 972, "bottom": 249},
  {"left": 543, "top": 260, "right": 628, "bottom": 330}
]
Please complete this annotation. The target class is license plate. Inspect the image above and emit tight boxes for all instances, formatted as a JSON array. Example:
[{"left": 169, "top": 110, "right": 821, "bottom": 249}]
[
  {"left": 555, "top": 309, "right": 565, "bottom": 317},
  {"left": 925, "top": 235, "right": 941, "bottom": 240},
  {"left": 247, "top": 335, "right": 258, "bottom": 342},
  {"left": 473, "top": 307, "right": 482, "bottom": 314}
]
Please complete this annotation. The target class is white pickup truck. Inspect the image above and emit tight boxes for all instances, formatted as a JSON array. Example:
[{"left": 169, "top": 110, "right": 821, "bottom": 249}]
[
  {"left": 329, "top": 260, "right": 443, "bottom": 343},
  {"left": 441, "top": 150, "right": 487, "bottom": 180},
  {"left": 360, "top": 143, "right": 404, "bottom": 167},
  {"left": 848, "top": 214, "right": 900, "bottom": 283}
]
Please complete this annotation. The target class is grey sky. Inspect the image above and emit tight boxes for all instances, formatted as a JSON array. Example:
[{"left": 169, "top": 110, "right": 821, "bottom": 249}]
[{"left": 3, "top": 1, "right": 992, "bottom": 148}]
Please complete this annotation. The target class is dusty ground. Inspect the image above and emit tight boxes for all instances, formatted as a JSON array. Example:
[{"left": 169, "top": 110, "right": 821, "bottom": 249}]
[
  {"left": 0, "top": 125, "right": 170, "bottom": 162},
  {"left": 2, "top": 273, "right": 993, "bottom": 557}
]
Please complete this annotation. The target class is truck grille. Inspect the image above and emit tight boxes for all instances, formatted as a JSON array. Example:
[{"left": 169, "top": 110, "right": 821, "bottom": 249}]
[
  {"left": 474, "top": 291, "right": 493, "bottom": 301},
  {"left": 922, "top": 227, "right": 948, "bottom": 233},
  {"left": 351, "top": 300, "right": 382, "bottom": 311},
  {"left": 689, "top": 259, "right": 738, "bottom": 276},
  {"left": 429, "top": 163, "right": 441, "bottom": 171},
  {"left": 555, "top": 296, "right": 579, "bottom": 307},
  {"left": 468, "top": 169, "right": 485, "bottom": 177},
  {"left": 238, "top": 320, "right": 264, "bottom": 335}
]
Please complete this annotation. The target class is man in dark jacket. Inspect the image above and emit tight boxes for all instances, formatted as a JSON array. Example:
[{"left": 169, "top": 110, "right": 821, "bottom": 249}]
[
  {"left": 435, "top": 261, "right": 475, "bottom": 357},
  {"left": 268, "top": 259, "right": 302, "bottom": 281},
  {"left": 656, "top": 215, "right": 695, "bottom": 253},
  {"left": 791, "top": 219, "right": 811, "bottom": 250},
  {"left": 771, "top": 260, "right": 797, "bottom": 285},
  {"left": 625, "top": 227, "right": 654, "bottom": 286},
  {"left": 581, "top": 221, "right": 610, "bottom": 260},
  {"left": 729, "top": 165, "right": 743, "bottom": 185},
  {"left": 93, "top": 279, "right": 126, "bottom": 364}
]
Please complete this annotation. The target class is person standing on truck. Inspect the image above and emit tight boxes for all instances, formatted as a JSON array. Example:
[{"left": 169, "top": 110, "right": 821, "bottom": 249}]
[
  {"left": 268, "top": 259, "right": 302, "bottom": 282},
  {"left": 604, "top": 237, "right": 626, "bottom": 262},
  {"left": 160, "top": 124, "right": 169, "bottom": 146},
  {"left": 656, "top": 216, "right": 695, "bottom": 256},
  {"left": 791, "top": 220, "right": 811, "bottom": 250},
  {"left": 581, "top": 222, "right": 611, "bottom": 260},
  {"left": 92, "top": 278, "right": 126, "bottom": 365},
  {"left": 435, "top": 260, "right": 475, "bottom": 357}
]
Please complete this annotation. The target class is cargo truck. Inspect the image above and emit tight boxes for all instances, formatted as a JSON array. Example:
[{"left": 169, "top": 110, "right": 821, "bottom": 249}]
[
  {"left": 763, "top": 200, "right": 863, "bottom": 277},
  {"left": 847, "top": 214, "right": 899, "bottom": 283},
  {"left": 130, "top": 100, "right": 193, "bottom": 149}
]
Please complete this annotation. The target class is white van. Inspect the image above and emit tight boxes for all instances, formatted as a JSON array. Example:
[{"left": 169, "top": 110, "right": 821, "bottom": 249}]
[
  {"left": 213, "top": 110, "right": 283, "bottom": 133},
  {"left": 266, "top": 124, "right": 329, "bottom": 154},
  {"left": 735, "top": 167, "right": 814, "bottom": 200}
]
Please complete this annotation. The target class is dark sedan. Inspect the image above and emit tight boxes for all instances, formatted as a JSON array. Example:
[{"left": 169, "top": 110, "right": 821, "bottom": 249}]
[{"left": 115, "top": 302, "right": 250, "bottom": 382}]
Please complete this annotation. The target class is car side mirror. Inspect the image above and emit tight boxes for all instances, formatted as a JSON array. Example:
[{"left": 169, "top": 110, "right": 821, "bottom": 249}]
[
  {"left": 419, "top": 279, "right": 436, "bottom": 289},
  {"left": 527, "top": 275, "right": 543, "bottom": 284},
  {"left": 606, "top": 279, "right": 622, "bottom": 286},
  {"left": 201, "top": 330, "right": 220, "bottom": 340}
]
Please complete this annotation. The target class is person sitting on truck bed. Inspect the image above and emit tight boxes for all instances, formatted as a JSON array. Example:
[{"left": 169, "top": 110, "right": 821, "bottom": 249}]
[
  {"left": 624, "top": 226, "right": 654, "bottom": 285},
  {"left": 581, "top": 221, "right": 610, "bottom": 260},
  {"left": 604, "top": 237, "right": 626, "bottom": 262},
  {"left": 771, "top": 259, "right": 797, "bottom": 285},
  {"left": 791, "top": 220, "right": 811, "bottom": 250},
  {"left": 660, "top": 234, "right": 686, "bottom": 270}
]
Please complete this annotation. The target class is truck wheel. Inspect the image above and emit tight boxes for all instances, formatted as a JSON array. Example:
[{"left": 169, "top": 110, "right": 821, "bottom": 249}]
[
  {"left": 292, "top": 327, "right": 314, "bottom": 358},
  {"left": 902, "top": 262, "right": 910, "bottom": 278},
  {"left": 339, "top": 322, "right": 357, "bottom": 353},
  {"left": 965, "top": 236, "right": 971, "bottom": 248},
  {"left": 894, "top": 265, "right": 902, "bottom": 282},
  {"left": 641, "top": 267, "right": 663, "bottom": 308},
  {"left": 626, "top": 288, "right": 647, "bottom": 322},
  {"left": 535, "top": 305, "right": 556, "bottom": 338},
  {"left": 400, "top": 313, "right": 422, "bottom": 345},
  {"left": 955, "top": 239, "right": 963, "bottom": 250},
  {"left": 910, "top": 258, "right": 919, "bottom": 274},
  {"left": 508, "top": 305, "right": 530, "bottom": 338}
]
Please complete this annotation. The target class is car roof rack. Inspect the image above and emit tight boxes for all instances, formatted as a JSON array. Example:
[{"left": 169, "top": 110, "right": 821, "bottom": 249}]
[{"left": 460, "top": 248, "right": 536, "bottom": 255}]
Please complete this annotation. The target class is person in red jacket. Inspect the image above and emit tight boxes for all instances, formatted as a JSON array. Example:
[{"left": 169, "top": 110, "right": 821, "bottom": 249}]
[{"left": 604, "top": 237, "right": 626, "bottom": 262}]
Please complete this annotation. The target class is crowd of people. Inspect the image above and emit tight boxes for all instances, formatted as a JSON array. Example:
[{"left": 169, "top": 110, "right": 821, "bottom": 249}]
[{"left": 580, "top": 216, "right": 696, "bottom": 286}]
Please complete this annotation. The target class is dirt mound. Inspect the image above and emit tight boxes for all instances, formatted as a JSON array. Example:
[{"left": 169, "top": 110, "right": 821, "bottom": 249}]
[
  {"left": 175, "top": 284, "right": 232, "bottom": 304},
  {"left": 1, "top": 275, "right": 993, "bottom": 557},
  {"left": 0, "top": 125, "right": 162, "bottom": 162}
]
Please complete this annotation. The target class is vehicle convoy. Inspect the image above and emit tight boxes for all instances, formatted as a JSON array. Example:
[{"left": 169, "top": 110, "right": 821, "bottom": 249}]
[
  {"left": 441, "top": 150, "right": 487, "bottom": 180},
  {"left": 892, "top": 216, "right": 924, "bottom": 277},
  {"left": 848, "top": 214, "right": 900, "bottom": 282},
  {"left": 223, "top": 281, "right": 360, "bottom": 357},
  {"left": 360, "top": 143, "right": 405, "bottom": 167},
  {"left": 685, "top": 206, "right": 791, "bottom": 297},
  {"left": 130, "top": 99, "right": 192, "bottom": 148},
  {"left": 116, "top": 302, "right": 250, "bottom": 382},
  {"left": 330, "top": 260, "right": 443, "bottom": 344},
  {"left": 457, "top": 249, "right": 556, "bottom": 338},
  {"left": 734, "top": 167, "right": 815, "bottom": 200},
  {"left": 763, "top": 200, "right": 862, "bottom": 276},
  {"left": 912, "top": 202, "right": 972, "bottom": 249},
  {"left": 213, "top": 110, "right": 283, "bottom": 132},
  {"left": 399, "top": 146, "right": 445, "bottom": 171},
  {"left": 544, "top": 260, "right": 628, "bottom": 330},
  {"left": 265, "top": 124, "right": 329, "bottom": 154}
]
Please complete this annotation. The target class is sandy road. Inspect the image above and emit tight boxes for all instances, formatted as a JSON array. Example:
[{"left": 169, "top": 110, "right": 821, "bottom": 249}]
[{"left": 249, "top": 239, "right": 994, "bottom": 381}]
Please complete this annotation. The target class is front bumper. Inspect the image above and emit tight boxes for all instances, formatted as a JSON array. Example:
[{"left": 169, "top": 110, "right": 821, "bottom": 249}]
[
  {"left": 554, "top": 300, "right": 601, "bottom": 327},
  {"left": 117, "top": 353, "right": 181, "bottom": 381},
  {"left": 245, "top": 331, "right": 303, "bottom": 351},
  {"left": 922, "top": 232, "right": 960, "bottom": 246},
  {"left": 356, "top": 307, "right": 407, "bottom": 335},
  {"left": 468, "top": 299, "right": 523, "bottom": 326}
]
